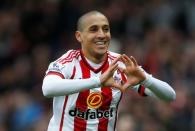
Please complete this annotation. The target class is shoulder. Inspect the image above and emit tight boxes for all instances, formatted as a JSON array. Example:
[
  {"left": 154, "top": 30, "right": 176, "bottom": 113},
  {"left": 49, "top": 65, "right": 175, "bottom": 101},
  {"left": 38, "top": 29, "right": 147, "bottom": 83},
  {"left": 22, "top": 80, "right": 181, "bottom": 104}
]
[
  {"left": 46, "top": 50, "right": 80, "bottom": 77},
  {"left": 55, "top": 49, "right": 80, "bottom": 65}
]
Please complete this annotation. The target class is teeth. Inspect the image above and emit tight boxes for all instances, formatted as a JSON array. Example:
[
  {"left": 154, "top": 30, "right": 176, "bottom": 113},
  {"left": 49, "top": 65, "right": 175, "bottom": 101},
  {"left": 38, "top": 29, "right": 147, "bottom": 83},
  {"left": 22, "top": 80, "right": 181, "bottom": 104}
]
[{"left": 96, "top": 41, "right": 105, "bottom": 45}]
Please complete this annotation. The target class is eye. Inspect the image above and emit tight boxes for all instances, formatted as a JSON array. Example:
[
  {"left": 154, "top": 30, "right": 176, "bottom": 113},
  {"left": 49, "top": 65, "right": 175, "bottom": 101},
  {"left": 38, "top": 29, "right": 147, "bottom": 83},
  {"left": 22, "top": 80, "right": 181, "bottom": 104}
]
[
  {"left": 103, "top": 26, "right": 110, "bottom": 32},
  {"left": 89, "top": 26, "right": 98, "bottom": 32}
]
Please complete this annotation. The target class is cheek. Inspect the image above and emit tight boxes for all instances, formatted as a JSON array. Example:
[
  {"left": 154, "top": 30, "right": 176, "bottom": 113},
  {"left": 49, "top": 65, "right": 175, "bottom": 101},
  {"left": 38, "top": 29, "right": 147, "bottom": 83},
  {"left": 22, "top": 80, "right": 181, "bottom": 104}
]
[
  {"left": 107, "top": 34, "right": 111, "bottom": 40},
  {"left": 83, "top": 34, "right": 94, "bottom": 41}
]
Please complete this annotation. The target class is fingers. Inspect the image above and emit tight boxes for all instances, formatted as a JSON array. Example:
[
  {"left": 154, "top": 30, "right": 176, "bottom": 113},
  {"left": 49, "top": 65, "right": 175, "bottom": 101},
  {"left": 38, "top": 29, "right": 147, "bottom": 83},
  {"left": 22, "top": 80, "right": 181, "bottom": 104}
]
[
  {"left": 107, "top": 54, "right": 140, "bottom": 92},
  {"left": 121, "top": 54, "right": 132, "bottom": 66},
  {"left": 109, "top": 55, "right": 122, "bottom": 73},
  {"left": 122, "top": 82, "right": 131, "bottom": 91},
  {"left": 117, "top": 82, "right": 132, "bottom": 92},
  {"left": 113, "top": 83, "right": 123, "bottom": 91},
  {"left": 113, "top": 83, "right": 128, "bottom": 92},
  {"left": 122, "top": 54, "right": 131, "bottom": 62},
  {"left": 130, "top": 56, "right": 138, "bottom": 66},
  {"left": 118, "top": 66, "right": 127, "bottom": 74},
  {"left": 109, "top": 62, "right": 118, "bottom": 74},
  {"left": 112, "top": 82, "right": 125, "bottom": 92},
  {"left": 121, "top": 54, "right": 138, "bottom": 67},
  {"left": 111, "top": 55, "right": 121, "bottom": 65}
]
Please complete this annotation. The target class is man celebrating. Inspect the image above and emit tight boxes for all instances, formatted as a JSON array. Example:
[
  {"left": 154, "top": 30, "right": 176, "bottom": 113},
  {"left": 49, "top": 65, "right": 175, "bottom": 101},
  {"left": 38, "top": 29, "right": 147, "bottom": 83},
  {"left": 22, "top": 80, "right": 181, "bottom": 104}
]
[{"left": 42, "top": 10, "right": 176, "bottom": 131}]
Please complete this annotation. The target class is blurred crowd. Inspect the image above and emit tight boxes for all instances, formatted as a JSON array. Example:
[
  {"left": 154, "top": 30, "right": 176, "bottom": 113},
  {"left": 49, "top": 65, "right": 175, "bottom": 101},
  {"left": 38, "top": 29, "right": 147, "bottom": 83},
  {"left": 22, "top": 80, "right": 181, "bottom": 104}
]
[{"left": 0, "top": 0, "right": 195, "bottom": 131}]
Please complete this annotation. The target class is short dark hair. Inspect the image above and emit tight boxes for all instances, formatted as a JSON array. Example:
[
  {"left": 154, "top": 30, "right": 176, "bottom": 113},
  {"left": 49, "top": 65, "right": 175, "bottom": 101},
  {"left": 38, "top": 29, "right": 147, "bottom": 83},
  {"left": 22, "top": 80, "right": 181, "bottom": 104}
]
[{"left": 77, "top": 10, "right": 107, "bottom": 31}]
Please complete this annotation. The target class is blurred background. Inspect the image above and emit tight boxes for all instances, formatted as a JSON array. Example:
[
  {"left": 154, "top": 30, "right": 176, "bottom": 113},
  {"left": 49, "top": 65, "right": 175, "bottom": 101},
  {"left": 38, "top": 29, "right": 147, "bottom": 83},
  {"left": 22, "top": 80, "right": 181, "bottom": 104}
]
[{"left": 0, "top": 0, "right": 195, "bottom": 131}]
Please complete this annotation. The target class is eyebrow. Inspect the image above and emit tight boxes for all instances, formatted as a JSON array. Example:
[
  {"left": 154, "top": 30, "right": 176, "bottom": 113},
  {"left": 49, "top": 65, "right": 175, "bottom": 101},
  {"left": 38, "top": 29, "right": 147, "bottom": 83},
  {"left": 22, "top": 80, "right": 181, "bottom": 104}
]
[{"left": 88, "top": 24, "right": 109, "bottom": 28}]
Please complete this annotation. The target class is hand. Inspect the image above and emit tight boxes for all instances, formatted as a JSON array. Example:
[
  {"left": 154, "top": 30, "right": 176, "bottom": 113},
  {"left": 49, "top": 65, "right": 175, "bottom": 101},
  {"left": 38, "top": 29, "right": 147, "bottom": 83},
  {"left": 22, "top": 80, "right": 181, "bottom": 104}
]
[
  {"left": 119, "top": 54, "right": 146, "bottom": 92},
  {"left": 100, "top": 56, "right": 122, "bottom": 89}
]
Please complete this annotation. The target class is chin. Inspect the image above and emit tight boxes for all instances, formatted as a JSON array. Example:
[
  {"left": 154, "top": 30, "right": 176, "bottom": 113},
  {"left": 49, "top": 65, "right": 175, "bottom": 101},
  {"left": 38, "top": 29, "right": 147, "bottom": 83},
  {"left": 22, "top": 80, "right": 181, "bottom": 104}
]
[{"left": 97, "top": 48, "right": 107, "bottom": 55}]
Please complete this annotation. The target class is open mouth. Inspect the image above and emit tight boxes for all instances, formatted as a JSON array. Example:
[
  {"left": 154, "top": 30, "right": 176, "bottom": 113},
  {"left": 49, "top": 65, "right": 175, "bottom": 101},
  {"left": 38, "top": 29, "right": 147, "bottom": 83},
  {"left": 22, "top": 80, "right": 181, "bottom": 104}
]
[{"left": 95, "top": 41, "right": 106, "bottom": 45}]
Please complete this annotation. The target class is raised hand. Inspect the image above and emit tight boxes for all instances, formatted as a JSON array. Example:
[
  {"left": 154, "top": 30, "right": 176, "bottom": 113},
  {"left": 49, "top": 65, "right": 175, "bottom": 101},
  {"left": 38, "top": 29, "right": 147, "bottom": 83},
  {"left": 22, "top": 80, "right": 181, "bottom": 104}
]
[
  {"left": 119, "top": 54, "right": 146, "bottom": 92},
  {"left": 100, "top": 56, "right": 122, "bottom": 89}
]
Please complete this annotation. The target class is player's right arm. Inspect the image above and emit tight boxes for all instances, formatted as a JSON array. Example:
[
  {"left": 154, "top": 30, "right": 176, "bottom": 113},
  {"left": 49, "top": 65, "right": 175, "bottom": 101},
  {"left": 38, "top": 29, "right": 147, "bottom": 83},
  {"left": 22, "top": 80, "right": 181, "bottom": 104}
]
[
  {"left": 42, "top": 56, "right": 121, "bottom": 97},
  {"left": 42, "top": 75, "right": 101, "bottom": 97}
]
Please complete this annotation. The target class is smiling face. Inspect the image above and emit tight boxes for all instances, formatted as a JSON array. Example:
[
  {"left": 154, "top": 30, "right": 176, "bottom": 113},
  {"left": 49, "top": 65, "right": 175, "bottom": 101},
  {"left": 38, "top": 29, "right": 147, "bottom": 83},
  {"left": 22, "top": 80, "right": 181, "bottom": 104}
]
[{"left": 75, "top": 12, "right": 111, "bottom": 63}]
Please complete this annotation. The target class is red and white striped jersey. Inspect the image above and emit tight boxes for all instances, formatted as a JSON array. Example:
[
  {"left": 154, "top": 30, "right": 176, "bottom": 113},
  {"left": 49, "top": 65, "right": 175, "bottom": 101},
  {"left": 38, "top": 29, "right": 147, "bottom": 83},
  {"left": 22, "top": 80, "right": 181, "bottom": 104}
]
[{"left": 45, "top": 49, "right": 145, "bottom": 131}]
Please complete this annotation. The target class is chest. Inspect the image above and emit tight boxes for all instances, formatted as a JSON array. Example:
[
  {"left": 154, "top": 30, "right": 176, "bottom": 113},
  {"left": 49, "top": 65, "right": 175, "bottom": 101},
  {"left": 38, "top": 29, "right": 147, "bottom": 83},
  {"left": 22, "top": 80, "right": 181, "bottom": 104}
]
[{"left": 71, "top": 64, "right": 122, "bottom": 109}]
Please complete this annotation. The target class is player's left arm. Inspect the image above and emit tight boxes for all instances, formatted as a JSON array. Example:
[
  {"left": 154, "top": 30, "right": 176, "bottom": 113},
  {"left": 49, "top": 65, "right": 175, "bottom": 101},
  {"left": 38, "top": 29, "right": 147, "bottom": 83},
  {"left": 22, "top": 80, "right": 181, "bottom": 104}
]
[
  {"left": 119, "top": 54, "right": 176, "bottom": 102},
  {"left": 134, "top": 73, "right": 176, "bottom": 102}
]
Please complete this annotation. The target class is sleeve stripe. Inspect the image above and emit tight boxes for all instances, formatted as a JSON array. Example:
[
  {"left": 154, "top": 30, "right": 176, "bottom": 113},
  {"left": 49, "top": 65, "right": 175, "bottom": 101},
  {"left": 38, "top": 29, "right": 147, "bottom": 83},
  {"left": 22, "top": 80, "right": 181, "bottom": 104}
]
[
  {"left": 138, "top": 85, "right": 147, "bottom": 97},
  {"left": 46, "top": 71, "right": 65, "bottom": 79}
]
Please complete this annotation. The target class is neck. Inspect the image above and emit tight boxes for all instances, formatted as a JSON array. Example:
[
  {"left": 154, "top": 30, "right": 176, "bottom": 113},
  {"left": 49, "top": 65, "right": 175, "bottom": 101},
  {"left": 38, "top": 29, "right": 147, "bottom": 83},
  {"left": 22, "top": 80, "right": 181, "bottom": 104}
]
[{"left": 81, "top": 50, "right": 107, "bottom": 64}]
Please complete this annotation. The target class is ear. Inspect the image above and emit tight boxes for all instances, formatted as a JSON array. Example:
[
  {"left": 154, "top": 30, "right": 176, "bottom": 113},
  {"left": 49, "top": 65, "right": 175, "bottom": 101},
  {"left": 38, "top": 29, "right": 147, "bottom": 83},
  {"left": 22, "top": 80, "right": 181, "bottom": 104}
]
[{"left": 75, "top": 31, "right": 82, "bottom": 43}]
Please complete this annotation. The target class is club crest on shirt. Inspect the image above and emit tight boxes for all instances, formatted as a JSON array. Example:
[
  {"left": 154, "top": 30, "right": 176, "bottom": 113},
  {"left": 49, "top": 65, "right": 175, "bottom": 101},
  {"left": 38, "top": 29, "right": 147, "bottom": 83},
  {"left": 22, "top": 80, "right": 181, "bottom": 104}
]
[
  {"left": 113, "top": 71, "right": 122, "bottom": 84},
  {"left": 87, "top": 92, "right": 103, "bottom": 109}
]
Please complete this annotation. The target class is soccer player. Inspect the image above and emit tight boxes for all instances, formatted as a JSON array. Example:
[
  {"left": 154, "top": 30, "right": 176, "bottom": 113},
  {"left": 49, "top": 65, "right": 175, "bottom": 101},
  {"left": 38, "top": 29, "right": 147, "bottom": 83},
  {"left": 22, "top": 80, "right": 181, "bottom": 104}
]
[{"left": 42, "top": 10, "right": 176, "bottom": 131}]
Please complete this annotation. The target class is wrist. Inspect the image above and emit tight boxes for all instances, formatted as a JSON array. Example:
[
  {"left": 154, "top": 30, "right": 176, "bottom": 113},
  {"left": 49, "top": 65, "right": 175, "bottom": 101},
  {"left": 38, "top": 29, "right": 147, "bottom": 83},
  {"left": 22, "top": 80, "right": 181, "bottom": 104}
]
[
  {"left": 140, "top": 73, "right": 153, "bottom": 87},
  {"left": 91, "top": 77, "right": 101, "bottom": 87}
]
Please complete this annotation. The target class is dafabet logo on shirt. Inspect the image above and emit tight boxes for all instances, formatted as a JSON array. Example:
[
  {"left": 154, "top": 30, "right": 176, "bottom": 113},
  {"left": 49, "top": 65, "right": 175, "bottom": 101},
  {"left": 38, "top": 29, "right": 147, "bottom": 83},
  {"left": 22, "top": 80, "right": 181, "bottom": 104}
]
[
  {"left": 87, "top": 92, "right": 103, "bottom": 109},
  {"left": 69, "top": 92, "right": 114, "bottom": 120}
]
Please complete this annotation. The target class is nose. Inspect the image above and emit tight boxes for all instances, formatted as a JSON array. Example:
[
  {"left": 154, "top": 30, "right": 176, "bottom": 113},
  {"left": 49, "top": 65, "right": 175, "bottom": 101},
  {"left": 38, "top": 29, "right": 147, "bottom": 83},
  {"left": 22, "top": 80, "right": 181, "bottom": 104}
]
[{"left": 97, "top": 29, "right": 106, "bottom": 38}]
